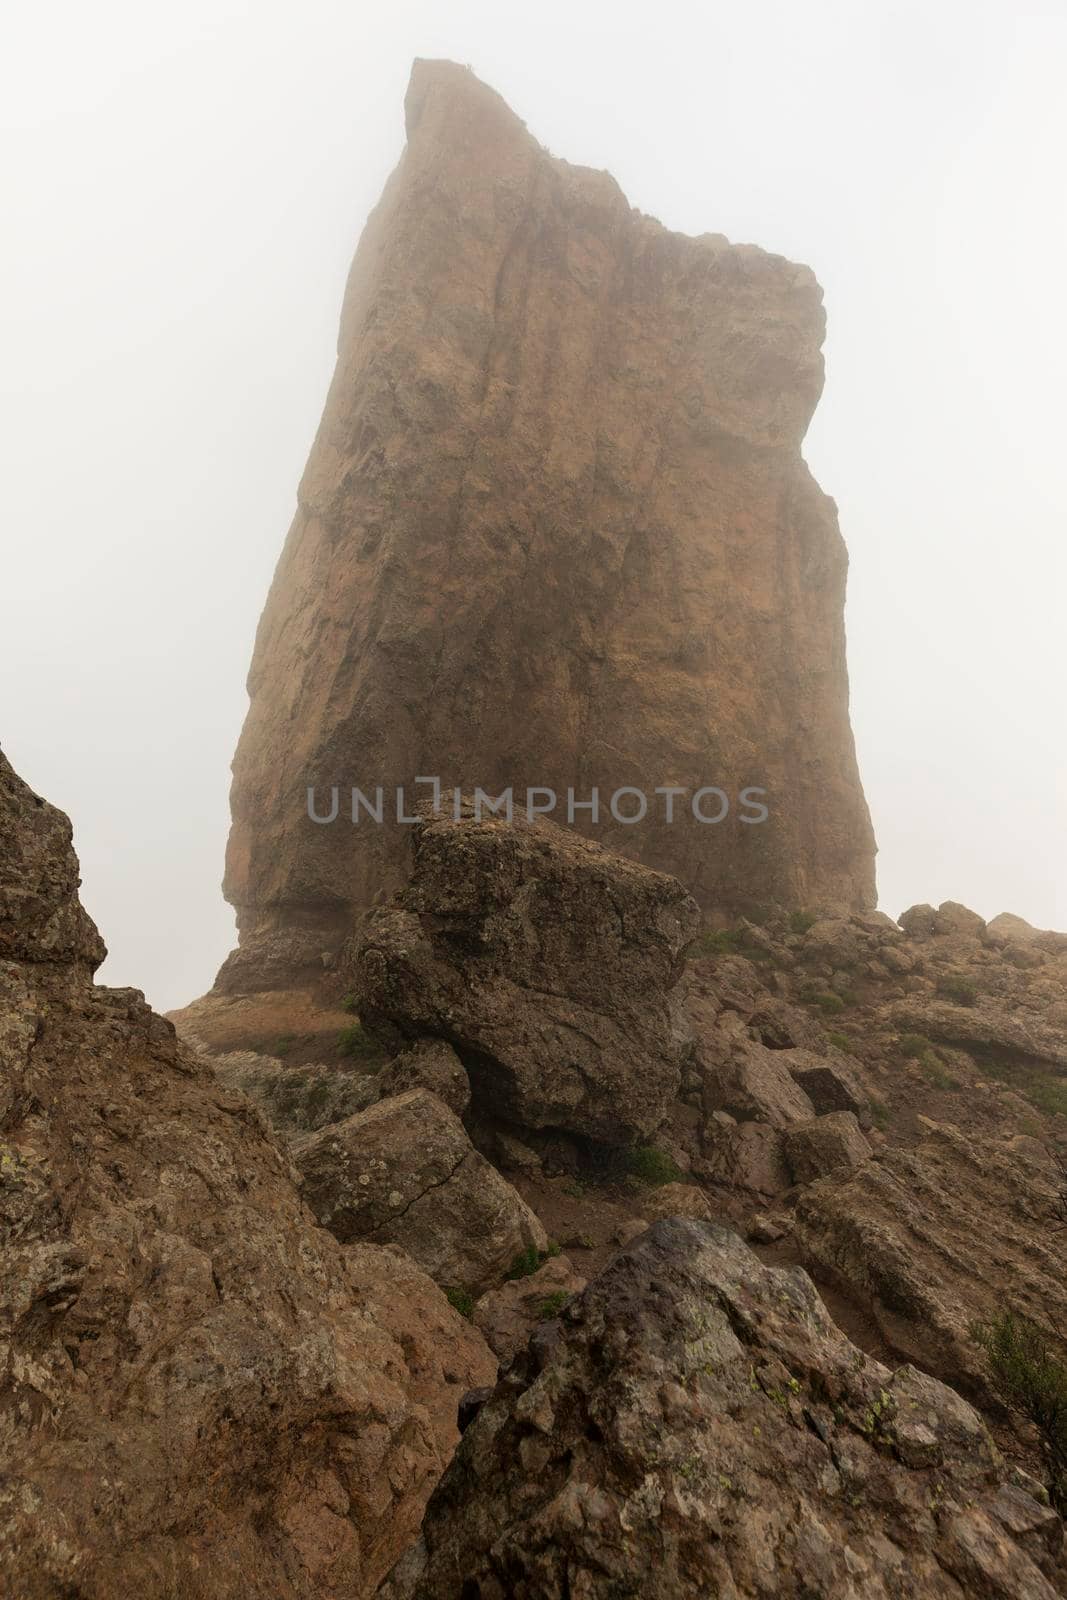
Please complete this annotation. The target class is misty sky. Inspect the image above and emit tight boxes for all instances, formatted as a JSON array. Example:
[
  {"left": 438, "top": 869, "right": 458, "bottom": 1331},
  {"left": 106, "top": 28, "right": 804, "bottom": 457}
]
[{"left": 3, "top": 0, "right": 1064, "bottom": 1013}]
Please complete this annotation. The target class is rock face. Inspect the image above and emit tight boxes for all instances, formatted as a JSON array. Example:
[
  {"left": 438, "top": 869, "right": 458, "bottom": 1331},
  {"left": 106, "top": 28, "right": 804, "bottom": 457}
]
[
  {"left": 796, "top": 1120, "right": 1067, "bottom": 1396},
  {"left": 353, "top": 807, "right": 697, "bottom": 1142},
  {"left": 211, "top": 1046, "right": 380, "bottom": 1135},
  {"left": 220, "top": 57, "right": 875, "bottom": 990},
  {"left": 378, "top": 1037, "right": 471, "bottom": 1116},
  {"left": 381, "top": 1220, "right": 1064, "bottom": 1599},
  {"left": 0, "top": 750, "right": 495, "bottom": 1598},
  {"left": 294, "top": 1088, "right": 547, "bottom": 1293}
]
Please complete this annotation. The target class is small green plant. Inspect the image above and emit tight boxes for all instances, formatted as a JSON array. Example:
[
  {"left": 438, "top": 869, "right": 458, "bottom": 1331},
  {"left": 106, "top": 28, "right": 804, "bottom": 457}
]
[
  {"left": 896, "top": 1032, "right": 936, "bottom": 1060},
  {"left": 623, "top": 1144, "right": 684, "bottom": 1187},
  {"left": 273, "top": 1034, "right": 296, "bottom": 1058},
  {"left": 868, "top": 1098, "right": 891, "bottom": 1131},
  {"left": 340, "top": 993, "right": 360, "bottom": 1014},
  {"left": 920, "top": 1053, "right": 959, "bottom": 1091},
  {"left": 505, "top": 1245, "right": 541, "bottom": 1280},
  {"left": 537, "top": 1290, "right": 572, "bottom": 1320},
  {"left": 810, "top": 991, "right": 846, "bottom": 1015},
  {"left": 974, "top": 1310, "right": 1067, "bottom": 1511},
  {"left": 504, "top": 1241, "right": 559, "bottom": 1281},
  {"left": 336, "top": 1023, "right": 384, "bottom": 1063},
  {"left": 445, "top": 1287, "right": 474, "bottom": 1320},
  {"left": 789, "top": 910, "right": 818, "bottom": 935},
  {"left": 826, "top": 1030, "right": 850, "bottom": 1051},
  {"left": 937, "top": 973, "right": 978, "bottom": 1006}
]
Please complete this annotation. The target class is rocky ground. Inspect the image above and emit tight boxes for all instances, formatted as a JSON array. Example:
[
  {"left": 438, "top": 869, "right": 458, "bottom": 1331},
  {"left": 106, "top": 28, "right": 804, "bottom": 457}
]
[
  {"left": 162, "top": 799, "right": 1067, "bottom": 1594},
  {"left": 4, "top": 751, "right": 1065, "bottom": 1594}
]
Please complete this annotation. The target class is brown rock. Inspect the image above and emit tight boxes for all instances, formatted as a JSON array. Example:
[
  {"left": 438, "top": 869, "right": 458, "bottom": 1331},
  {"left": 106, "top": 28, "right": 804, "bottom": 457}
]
[
  {"left": 0, "top": 749, "right": 106, "bottom": 967},
  {"left": 212, "top": 1046, "right": 379, "bottom": 1135},
  {"left": 380, "top": 1221, "right": 1063, "bottom": 1599},
  {"left": 795, "top": 1120, "right": 1067, "bottom": 1394},
  {"left": 783, "top": 1110, "right": 872, "bottom": 1184},
  {"left": 218, "top": 58, "right": 874, "bottom": 991},
  {"left": 701, "top": 1037, "right": 816, "bottom": 1125},
  {"left": 472, "top": 1254, "right": 586, "bottom": 1365},
  {"left": 782, "top": 1046, "right": 871, "bottom": 1122},
  {"left": 0, "top": 751, "right": 494, "bottom": 1599},
  {"left": 294, "top": 1088, "right": 547, "bottom": 1293},
  {"left": 639, "top": 1180, "right": 714, "bottom": 1221},
  {"left": 891, "top": 997, "right": 1067, "bottom": 1071},
  {"left": 378, "top": 1037, "right": 471, "bottom": 1115},
  {"left": 699, "top": 1120, "right": 792, "bottom": 1197},
  {"left": 352, "top": 807, "right": 697, "bottom": 1142}
]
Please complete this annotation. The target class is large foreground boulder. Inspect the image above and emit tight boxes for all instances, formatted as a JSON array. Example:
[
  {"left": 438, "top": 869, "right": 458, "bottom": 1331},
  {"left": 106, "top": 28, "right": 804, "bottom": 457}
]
[
  {"left": 381, "top": 1220, "right": 1064, "bottom": 1598},
  {"left": 294, "top": 1088, "right": 547, "bottom": 1294},
  {"left": 353, "top": 809, "right": 698, "bottom": 1142},
  {"left": 0, "top": 751, "right": 494, "bottom": 1598},
  {"left": 795, "top": 1119, "right": 1067, "bottom": 1396}
]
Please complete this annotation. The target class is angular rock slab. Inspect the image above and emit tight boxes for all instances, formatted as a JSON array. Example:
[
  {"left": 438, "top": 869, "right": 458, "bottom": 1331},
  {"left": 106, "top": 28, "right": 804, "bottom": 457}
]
[
  {"left": 796, "top": 1119, "right": 1067, "bottom": 1393},
  {"left": 353, "top": 809, "right": 698, "bottom": 1142},
  {"left": 295, "top": 1088, "right": 547, "bottom": 1293},
  {"left": 381, "top": 1220, "right": 1063, "bottom": 1599}
]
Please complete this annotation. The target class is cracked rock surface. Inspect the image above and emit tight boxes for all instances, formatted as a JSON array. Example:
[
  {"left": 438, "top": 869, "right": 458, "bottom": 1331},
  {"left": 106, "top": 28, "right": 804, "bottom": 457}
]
[
  {"left": 381, "top": 1220, "right": 1065, "bottom": 1599},
  {"left": 294, "top": 1087, "right": 547, "bottom": 1293},
  {"left": 352, "top": 806, "right": 698, "bottom": 1143}
]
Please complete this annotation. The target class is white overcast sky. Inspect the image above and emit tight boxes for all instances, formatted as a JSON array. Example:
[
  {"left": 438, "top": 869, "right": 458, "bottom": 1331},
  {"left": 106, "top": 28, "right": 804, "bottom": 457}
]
[{"left": 2, "top": 0, "right": 1064, "bottom": 1012}]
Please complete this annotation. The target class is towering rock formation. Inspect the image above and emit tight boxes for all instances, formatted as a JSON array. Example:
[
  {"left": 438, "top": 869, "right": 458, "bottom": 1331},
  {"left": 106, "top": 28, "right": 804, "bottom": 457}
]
[{"left": 223, "top": 59, "right": 875, "bottom": 989}]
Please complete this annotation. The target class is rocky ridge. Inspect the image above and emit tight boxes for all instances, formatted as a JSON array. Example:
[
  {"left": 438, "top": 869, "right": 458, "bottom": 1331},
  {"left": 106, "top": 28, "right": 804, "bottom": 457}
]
[{"left": 0, "top": 749, "right": 495, "bottom": 1599}]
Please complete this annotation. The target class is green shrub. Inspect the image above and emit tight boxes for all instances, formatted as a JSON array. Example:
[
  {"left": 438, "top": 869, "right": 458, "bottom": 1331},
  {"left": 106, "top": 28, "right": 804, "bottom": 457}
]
[
  {"left": 445, "top": 1287, "right": 474, "bottom": 1320},
  {"left": 920, "top": 1053, "right": 959, "bottom": 1091},
  {"left": 340, "top": 993, "right": 360, "bottom": 1014},
  {"left": 504, "top": 1242, "right": 559, "bottom": 1281},
  {"left": 273, "top": 1034, "right": 296, "bottom": 1058},
  {"left": 789, "top": 910, "right": 818, "bottom": 935},
  {"left": 896, "top": 1032, "right": 936, "bottom": 1060},
  {"left": 537, "top": 1290, "right": 572, "bottom": 1320},
  {"left": 810, "top": 992, "right": 846, "bottom": 1015},
  {"left": 937, "top": 973, "right": 979, "bottom": 1006},
  {"left": 868, "top": 1098, "right": 891, "bottom": 1131},
  {"left": 975, "top": 1310, "right": 1067, "bottom": 1510},
  {"left": 336, "top": 1023, "right": 384, "bottom": 1063},
  {"left": 623, "top": 1145, "right": 684, "bottom": 1187},
  {"left": 826, "top": 1030, "right": 850, "bottom": 1051},
  {"left": 688, "top": 927, "right": 742, "bottom": 959}
]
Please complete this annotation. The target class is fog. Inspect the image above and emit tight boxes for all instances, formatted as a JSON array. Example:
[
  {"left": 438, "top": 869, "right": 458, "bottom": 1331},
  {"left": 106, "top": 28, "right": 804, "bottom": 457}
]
[{"left": 3, "top": 0, "right": 1064, "bottom": 1012}]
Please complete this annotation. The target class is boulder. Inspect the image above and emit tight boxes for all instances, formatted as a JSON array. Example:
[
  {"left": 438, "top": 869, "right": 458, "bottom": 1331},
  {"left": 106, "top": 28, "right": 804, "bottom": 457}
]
[
  {"left": 353, "top": 808, "right": 698, "bottom": 1142},
  {"left": 891, "top": 998, "right": 1067, "bottom": 1071},
  {"left": 700, "top": 1037, "right": 816, "bottom": 1125},
  {"left": 699, "top": 1120, "right": 792, "bottom": 1198},
  {"left": 380, "top": 1221, "right": 1064, "bottom": 1598},
  {"left": 378, "top": 1037, "right": 471, "bottom": 1116},
  {"left": 473, "top": 1254, "right": 587, "bottom": 1365},
  {"left": 294, "top": 1089, "right": 547, "bottom": 1294},
  {"left": 796, "top": 1120, "right": 1067, "bottom": 1394},
  {"left": 0, "top": 750, "right": 494, "bottom": 1599},
  {"left": 783, "top": 1111, "right": 872, "bottom": 1184},
  {"left": 781, "top": 1046, "right": 871, "bottom": 1122}
]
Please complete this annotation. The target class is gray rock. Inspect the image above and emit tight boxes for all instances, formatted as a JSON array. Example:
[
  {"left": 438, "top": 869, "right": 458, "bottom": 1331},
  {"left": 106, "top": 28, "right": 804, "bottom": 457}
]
[{"left": 294, "top": 1088, "right": 547, "bottom": 1293}]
